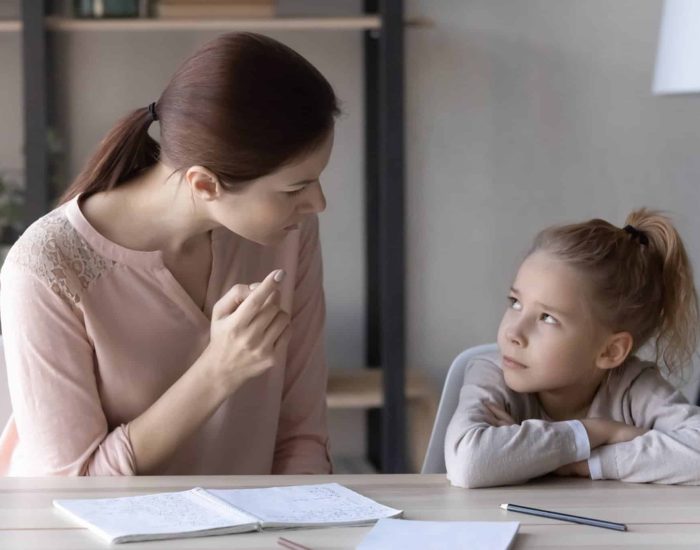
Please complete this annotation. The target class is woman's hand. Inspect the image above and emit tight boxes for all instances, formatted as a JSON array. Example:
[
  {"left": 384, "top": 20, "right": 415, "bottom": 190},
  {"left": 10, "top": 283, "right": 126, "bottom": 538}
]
[
  {"left": 203, "top": 269, "right": 290, "bottom": 395},
  {"left": 484, "top": 402, "right": 518, "bottom": 427}
]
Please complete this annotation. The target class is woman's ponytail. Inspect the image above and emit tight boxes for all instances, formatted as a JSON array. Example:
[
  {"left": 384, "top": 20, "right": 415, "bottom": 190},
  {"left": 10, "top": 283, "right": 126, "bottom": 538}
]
[
  {"left": 60, "top": 32, "right": 339, "bottom": 204},
  {"left": 59, "top": 105, "right": 160, "bottom": 204}
]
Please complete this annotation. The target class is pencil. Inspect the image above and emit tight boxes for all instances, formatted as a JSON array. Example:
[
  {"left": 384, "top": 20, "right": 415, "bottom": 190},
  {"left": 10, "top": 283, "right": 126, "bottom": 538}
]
[
  {"left": 277, "top": 536, "right": 313, "bottom": 550},
  {"left": 500, "top": 503, "right": 627, "bottom": 532}
]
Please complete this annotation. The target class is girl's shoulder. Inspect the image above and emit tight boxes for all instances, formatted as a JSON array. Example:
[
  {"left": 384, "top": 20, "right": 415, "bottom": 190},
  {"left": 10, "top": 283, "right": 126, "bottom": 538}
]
[
  {"left": 460, "top": 347, "right": 508, "bottom": 386},
  {"left": 608, "top": 355, "right": 684, "bottom": 406}
]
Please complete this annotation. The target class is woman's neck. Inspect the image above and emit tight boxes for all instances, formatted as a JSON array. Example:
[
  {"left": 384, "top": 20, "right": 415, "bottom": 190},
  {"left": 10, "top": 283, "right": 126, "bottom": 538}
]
[{"left": 80, "top": 163, "right": 216, "bottom": 255}]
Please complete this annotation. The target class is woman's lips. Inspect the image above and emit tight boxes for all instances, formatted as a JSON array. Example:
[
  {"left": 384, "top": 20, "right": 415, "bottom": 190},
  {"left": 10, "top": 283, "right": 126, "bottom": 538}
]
[{"left": 502, "top": 356, "right": 527, "bottom": 369}]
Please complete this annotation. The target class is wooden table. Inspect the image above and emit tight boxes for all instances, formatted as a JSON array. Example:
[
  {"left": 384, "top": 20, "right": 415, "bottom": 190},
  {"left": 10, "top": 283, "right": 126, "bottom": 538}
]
[{"left": 1, "top": 474, "right": 699, "bottom": 548}]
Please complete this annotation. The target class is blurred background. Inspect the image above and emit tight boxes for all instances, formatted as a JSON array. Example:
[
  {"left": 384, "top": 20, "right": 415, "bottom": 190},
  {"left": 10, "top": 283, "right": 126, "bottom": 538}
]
[{"left": 1, "top": 0, "right": 699, "bottom": 473}]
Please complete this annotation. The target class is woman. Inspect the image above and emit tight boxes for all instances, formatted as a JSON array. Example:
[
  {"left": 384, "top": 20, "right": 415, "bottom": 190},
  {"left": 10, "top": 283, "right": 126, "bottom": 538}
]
[{"left": 0, "top": 32, "right": 339, "bottom": 476}]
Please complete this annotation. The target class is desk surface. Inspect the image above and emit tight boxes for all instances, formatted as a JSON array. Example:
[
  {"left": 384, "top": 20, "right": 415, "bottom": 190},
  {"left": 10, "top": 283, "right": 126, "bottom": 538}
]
[{"left": 1, "top": 474, "right": 698, "bottom": 549}]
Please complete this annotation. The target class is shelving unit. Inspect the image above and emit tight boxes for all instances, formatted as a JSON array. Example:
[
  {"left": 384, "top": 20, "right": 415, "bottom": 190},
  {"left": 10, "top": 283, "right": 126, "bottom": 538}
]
[
  {"left": 0, "top": 19, "right": 21, "bottom": 32},
  {"left": 44, "top": 14, "right": 382, "bottom": 32},
  {"left": 21, "top": 0, "right": 413, "bottom": 472}
]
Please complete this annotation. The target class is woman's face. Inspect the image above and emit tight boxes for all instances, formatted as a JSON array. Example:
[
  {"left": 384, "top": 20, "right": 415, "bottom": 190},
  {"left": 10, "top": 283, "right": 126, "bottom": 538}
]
[{"left": 209, "top": 130, "right": 334, "bottom": 245}]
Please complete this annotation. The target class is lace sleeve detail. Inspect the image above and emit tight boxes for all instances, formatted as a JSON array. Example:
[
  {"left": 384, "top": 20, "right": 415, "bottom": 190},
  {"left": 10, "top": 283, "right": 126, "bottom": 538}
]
[{"left": 4, "top": 208, "right": 116, "bottom": 307}]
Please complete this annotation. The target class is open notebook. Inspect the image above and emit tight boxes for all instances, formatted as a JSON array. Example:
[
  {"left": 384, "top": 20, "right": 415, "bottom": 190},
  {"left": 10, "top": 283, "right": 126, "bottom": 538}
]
[{"left": 53, "top": 483, "right": 403, "bottom": 544}]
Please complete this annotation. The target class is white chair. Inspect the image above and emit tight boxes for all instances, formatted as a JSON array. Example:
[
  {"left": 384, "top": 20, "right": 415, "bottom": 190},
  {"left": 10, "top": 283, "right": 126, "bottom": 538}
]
[
  {"left": 421, "top": 343, "right": 498, "bottom": 474},
  {"left": 0, "top": 335, "right": 10, "bottom": 427}
]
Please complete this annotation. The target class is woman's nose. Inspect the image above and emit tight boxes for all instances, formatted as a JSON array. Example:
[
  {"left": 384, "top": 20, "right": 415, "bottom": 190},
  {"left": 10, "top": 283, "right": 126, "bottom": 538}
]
[{"left": 300, "top": 181, "right": 326, "bottom": 214}]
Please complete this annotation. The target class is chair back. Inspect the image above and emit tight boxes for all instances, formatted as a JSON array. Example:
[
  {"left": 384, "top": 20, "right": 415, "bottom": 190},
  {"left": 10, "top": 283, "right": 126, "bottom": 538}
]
[
  {"left": 0, "top": 335, "right": 9, "bottom": 426},
  {"left": 421, "top": 343, "right": 498, "bottom": 474}
]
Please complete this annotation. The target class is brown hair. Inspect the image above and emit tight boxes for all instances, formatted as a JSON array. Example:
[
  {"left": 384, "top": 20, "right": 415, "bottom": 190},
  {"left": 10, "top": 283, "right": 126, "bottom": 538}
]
[
  {"left": 60, "top": 32, "right": 340, "bottom": 204},
  {"left": 531, "top": 209, "right": 699, "bottom": 374}
]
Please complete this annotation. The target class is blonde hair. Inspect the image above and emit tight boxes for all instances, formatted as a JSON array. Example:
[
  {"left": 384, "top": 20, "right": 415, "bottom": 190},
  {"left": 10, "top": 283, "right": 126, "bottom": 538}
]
[{"left": 531, "top": 209, "right": 699, "bottom": 374}]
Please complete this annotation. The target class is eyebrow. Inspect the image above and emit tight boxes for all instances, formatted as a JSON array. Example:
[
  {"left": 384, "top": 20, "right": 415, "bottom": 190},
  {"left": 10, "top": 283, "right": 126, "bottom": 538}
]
[
  {"left": 290, "top": 179, "right": 316, "bottom": 187},
  {"left": 509, "top": 287, "right": 571, "bottom": 319}
]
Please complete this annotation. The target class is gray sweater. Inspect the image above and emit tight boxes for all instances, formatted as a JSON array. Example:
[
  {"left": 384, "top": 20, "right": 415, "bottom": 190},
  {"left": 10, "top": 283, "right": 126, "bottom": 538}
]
[{"left": 445, "top": 349, "right": 700, "bottom": 488}]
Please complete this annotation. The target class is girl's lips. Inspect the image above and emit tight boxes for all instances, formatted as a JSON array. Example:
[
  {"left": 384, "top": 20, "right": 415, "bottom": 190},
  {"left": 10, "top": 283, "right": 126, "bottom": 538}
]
[{"left": 502, "top": 356, "right": 527, "bottom": 369}]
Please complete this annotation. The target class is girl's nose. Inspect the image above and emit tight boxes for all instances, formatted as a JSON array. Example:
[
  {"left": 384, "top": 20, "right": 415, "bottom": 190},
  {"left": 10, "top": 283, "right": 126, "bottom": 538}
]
[{"left": 506, "top": 325, "right": 526, "bottom": 347}]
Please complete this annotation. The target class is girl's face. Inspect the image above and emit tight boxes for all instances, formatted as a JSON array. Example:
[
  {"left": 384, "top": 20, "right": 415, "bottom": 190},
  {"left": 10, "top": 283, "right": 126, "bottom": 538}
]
[
  {"left": 209, "top": 130, "right": 334, "bottom": 246},
  {"left": 496, "top": 251, "right": 611, "bottom": 394}
]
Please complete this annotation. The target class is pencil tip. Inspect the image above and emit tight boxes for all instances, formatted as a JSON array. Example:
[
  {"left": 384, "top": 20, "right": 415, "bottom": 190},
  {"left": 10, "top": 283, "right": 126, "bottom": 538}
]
[{"left": 500, "top": 504, "right": 508, "bottom": 510}]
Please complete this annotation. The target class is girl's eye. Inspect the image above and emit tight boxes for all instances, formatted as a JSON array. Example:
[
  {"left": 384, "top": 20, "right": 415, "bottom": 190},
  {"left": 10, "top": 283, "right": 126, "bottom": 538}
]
[
  {"left": 286, "top": 188, "right": 305, "bottom": 196},
  {"left": 541, "top": 313, "right": 558, "bottom": 325},
  {"left": 508, "top": 297, "right": 522, "bottom": 311}
]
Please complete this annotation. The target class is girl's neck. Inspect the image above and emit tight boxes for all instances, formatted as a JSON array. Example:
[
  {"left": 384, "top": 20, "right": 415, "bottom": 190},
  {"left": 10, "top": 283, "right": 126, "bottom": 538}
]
[{"left": 537, "top": 373, "right": 604, "bottom": 421}]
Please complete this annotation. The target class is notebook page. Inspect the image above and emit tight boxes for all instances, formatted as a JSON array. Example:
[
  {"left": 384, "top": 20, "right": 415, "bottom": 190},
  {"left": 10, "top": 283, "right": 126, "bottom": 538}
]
[
  {"left": 357, "top": 519, "right": 520, "bottom": 550},
  {"left": 54, "top": 489, "right": 257, "bottom": 544},
  {"left": 208, "top": 483, "right": 403, "bottom": 527}
]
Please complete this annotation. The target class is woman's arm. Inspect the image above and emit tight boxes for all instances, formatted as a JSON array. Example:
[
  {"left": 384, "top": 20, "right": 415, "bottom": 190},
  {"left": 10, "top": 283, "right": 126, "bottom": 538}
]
[
  {"left": 2, "top": 261, "right": 287, "bottom": 475},
  {"left": 2, "top": 266, "right": 136, "bottom": 475},
  {"left": 272, "top": 215, "right": 331, "bottom": 474},
  {"left": 129, "top": 270, "right": 289, "bottom": 474}
]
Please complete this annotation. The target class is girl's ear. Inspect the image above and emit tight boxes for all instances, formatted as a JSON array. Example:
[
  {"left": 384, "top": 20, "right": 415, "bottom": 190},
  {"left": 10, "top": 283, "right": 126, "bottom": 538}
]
[
  {"left": 596, "top": 332, "right": 634, "bottom": 370},
  {"left": 184, "top": 166, "right": 222, "bottom": 201}
]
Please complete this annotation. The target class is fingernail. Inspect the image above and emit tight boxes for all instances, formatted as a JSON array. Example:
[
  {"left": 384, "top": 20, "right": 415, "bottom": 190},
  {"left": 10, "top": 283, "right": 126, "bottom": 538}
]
[
  {"left": 273, "top": 269, "right": 286, "bottom": 283},
  {"left": 249, "top": 283, "right": 260, "bottom": 290}
]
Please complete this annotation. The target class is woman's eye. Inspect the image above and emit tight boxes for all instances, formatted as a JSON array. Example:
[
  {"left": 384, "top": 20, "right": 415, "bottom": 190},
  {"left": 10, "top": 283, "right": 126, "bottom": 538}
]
[
  {"left": 508, "top": 297, "right": 522, "bottom": 311},
  {"left": 286, "top": 188, "right": 305, "bottom": 196},
  {"left": 541, "top": 313, "right": 558, "bottom": 325}
]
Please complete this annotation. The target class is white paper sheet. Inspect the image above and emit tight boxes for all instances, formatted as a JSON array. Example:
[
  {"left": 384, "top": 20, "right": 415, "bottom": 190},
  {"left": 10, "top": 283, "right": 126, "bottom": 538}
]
[{"left": 357, "top": 518, "right": 520, "bottom": 550}]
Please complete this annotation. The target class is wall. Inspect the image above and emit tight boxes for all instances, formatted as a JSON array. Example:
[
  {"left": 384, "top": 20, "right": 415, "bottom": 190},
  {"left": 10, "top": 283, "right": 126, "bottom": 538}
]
[
  {"left": 405, "top": 0, "right": 700, "bottom": 402},
  {"left": 1, "top": 0, "right": 699, "bottom": 457}
]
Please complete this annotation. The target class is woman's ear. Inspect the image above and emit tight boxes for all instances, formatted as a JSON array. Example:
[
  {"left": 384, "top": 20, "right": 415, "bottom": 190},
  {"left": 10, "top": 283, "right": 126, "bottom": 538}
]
[
  {"left": 184, "top": 166, "right": 222, "bottom": 201},
  {"left": 596, "top": 332, "right": 633, "bottom": 370}
]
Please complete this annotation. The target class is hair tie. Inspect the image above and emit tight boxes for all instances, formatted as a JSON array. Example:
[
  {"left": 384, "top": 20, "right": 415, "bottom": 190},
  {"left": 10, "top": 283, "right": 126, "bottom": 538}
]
[
  {"left": 147, "top": 102, "right": 159, "bottom": 122},
  {"left": 623, "top": 225, "right": 649, "bottom": 246}
]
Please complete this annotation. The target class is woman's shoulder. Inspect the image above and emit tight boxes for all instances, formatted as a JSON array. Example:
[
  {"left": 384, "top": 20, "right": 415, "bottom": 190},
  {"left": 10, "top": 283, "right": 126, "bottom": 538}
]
[{"left": 2, "top": 204, "right": 116, "bottom": 305}]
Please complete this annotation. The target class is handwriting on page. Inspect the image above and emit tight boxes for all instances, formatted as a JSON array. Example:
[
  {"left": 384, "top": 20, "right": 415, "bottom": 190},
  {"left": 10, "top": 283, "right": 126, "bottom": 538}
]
[
  {"left": 209, "top": 483, "right": 400, "bottom": 525},
  {"left": 55, "top": 490, "right": 247, "bottom": 538}
]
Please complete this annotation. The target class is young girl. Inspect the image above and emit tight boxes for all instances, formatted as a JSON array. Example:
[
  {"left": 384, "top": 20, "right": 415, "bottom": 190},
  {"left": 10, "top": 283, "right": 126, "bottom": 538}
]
[
  {"left": 0, "top": 33, "right": 338, "bottom": 476},
  {"left": 445, "top": 209, "right": 700, "bottom": 488}
]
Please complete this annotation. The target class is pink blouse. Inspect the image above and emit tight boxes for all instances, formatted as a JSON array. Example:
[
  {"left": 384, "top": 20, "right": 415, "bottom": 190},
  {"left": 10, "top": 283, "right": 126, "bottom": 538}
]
[{"left": 0, "top": 196, "right": 331, "bottom": 476}]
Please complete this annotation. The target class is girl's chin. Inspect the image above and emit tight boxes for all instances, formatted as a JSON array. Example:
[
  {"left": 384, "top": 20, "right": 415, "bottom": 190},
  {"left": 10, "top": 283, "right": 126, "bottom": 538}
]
[{"left": 503, "top": 371, "right": 536, "bottom": 394}]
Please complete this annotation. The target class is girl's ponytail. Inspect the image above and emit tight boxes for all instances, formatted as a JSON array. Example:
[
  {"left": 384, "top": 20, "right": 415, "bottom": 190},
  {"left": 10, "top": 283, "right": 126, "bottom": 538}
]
[
  {"left": 59, "top": 105, "right": 160, "bottom": 204},
  {"left": 532, "top": 208, "right": 699, "bottom": 374},
  {"left": 624, "top": 209, "right": 699, "bottom": 373}
]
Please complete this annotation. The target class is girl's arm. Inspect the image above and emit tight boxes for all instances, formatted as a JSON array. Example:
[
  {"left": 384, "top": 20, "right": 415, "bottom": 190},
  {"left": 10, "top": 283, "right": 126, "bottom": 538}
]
[
  {"left": 588, "top": 367, "right": 700, "bottom": 485},
  {"left": 271, "top": 215, "right": 331, "bottom": 474},
  {"left": 444, "top": 356, "right": 591, "bottom": 488}
]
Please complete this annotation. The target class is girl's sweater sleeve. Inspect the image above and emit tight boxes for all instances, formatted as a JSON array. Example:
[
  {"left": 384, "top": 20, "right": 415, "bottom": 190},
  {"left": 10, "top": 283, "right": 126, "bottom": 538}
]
[
  {"left": 445, "top": 356, "right": 590, "bottom": 488},
  {"left": 589, "top": 367, "right": 700, "bottom": 485},
  {"left": 1, "top": 262, "right": 136, "bottom": 476}
]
